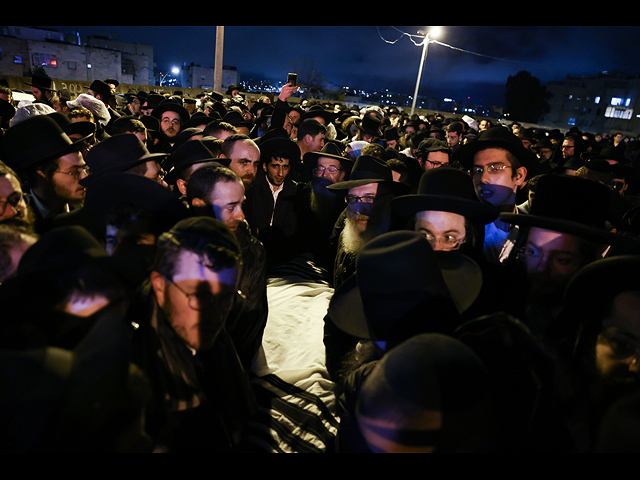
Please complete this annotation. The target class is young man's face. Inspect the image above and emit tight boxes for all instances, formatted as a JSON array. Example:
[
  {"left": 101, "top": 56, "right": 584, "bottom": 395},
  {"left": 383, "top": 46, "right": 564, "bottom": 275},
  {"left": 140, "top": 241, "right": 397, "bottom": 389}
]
[
  {"left": 0, "top": 174, "right": 28, "bottom": 223},
  {"left": 208, "top": 180, "right": 246, "bottom": 233},
  {"left": 264, "top": 157, "right": 290, "bottom": 187},
  {"left": 414, "top": 210, "right": 466, "bottom": 251},
  {"left": 160, "top": 111, "right": 181, "bottom": 139},
  {"left": 50, "top": 151, "right": 89, "bottom": 204},
  {"left": 151, "top": 250, "right": 239, "bottom": 351},
  {"left": 472, "top": 147, "right": 525, "bottom": 209}
]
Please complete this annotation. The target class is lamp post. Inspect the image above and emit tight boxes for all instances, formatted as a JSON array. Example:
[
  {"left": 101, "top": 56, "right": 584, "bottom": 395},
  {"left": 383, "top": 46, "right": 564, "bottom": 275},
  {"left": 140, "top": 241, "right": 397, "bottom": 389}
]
[{"left": 411, "top": 27, "right": 442, "bottom": 116}]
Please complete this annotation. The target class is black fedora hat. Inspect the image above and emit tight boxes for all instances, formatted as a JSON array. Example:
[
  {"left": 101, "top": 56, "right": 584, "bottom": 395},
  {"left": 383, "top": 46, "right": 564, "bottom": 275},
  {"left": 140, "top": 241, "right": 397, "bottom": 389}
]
[
  {"left": 391, "top": 167, "right": 499, "bottom": 225},
  {"left": 24, "top": 75, "right": 55, "bottom": 92},
  {"left": 164, "top": 139, "right": 219, "bottom": 185},
  {"left": 499, "top": 174, "right": 636, "bottom": 247},
  {"left": 55, "top": 172, "right": 189, "bottom": 241},
  {"left": 300, "top": 104, "right": 337, "bottom": 125},
  {"left": 81, "top": 133, "right": 167, "bottom": 186},
  {"left": 354, "top": 112, "right": 383, "bottom": 138},
  {"left": 151, "top": 99, "right": 190, "bottom": 125},
  {"left": 258, "top": 136, "right": 301, "bottom": 165},
  {"left": 326, "top": 154, "right": 409, "bottom": 195},
  {"left": 0, "top": 115, "right": 91, "bottom": 172},
  {"left": 456, "top": 126, "right": 539, "bottom": 178},
  {"left": 86, "top": 80, "right": 114, "bottom": 99},
  {"left": 327, "top": 230, "right": 483, "bottom": 341}
]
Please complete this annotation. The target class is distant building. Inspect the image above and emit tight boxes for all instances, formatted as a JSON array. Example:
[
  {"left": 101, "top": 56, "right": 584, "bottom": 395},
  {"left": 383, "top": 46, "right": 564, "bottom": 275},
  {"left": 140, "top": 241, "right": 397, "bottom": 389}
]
[
  {"left": 1, "top": 26, "right": 154, "bottom": 87},
  {"left": 543, "top": 71, "right": 640, "bottom": 136}
]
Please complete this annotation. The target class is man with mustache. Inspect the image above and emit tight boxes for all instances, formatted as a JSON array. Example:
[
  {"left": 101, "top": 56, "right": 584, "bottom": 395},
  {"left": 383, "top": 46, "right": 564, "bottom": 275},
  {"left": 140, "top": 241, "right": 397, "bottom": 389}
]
[
  {"left": 219, "top": 134, "right": 261, "bottom": 188},
  {"left": 327, "top": 155, "right": 409, "bottom": 289},
  {"left": 187, "top": 163, "right": 268, "bottom": 370}
]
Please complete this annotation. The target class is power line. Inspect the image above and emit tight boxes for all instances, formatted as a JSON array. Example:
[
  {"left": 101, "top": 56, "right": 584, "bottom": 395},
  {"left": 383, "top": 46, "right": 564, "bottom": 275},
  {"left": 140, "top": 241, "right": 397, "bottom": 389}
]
[{"left": 377, "top": 26, "right": 541, "bottom": 65}]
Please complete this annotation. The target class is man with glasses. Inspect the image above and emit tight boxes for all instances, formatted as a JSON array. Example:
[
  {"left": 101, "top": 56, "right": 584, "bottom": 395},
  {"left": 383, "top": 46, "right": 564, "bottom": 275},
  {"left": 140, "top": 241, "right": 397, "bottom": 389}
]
[
  {"left": 415, "top": 137, "right": 452, "bottom": 171},
  {"left": 457, "top": 126, "right": 537, "bottom": 264},
  {"left": 131, "top": 216, "right": 256, "bottom": 452},
  {"left": 0, "top": 161, "right": 35, "bottom": 229},
  {"left": 151, "top": 99, "right": 191, "bottom": 153},
  {"left": 1, "top": 115, "right": 93, "bottom": 233},
  {"left": 327, "top": 155, "right": 409, "bottom": 288}
]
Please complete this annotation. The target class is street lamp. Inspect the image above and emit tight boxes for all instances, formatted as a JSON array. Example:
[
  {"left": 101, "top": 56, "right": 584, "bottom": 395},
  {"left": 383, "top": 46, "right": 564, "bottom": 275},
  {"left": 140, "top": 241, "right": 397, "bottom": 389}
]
[
  {"left": 160, "top": 67, "right": 180, "bottom": 86},
  {"left": 411, "top": 27, "right": 442, "bottom": 116}
]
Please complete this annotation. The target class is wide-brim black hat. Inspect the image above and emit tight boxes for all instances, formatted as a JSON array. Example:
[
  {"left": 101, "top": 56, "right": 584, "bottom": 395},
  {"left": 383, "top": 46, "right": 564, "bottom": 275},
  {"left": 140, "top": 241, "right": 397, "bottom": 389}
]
[
  {"left": 164, "top": 139, "right": 218, "bottom": 184},
  {"left": 328, "top": 230, "right": 483, "bottom": 341},
  {"left": 0, "top": 115, "right": 91, "bottom": 172},
  {"left": 151, "top": 99, "right": 190, "bottom": 125},
  {"left": 456, "top": 126, "right": 540, "bottom": 178},
  {"left": 391, "top": 167, "right": 499, "bottom": 225},
  {"left": 55, "top": 172, "right": 189, "bottom": 241},
  {"left": 80, "top": 133, "right": 168, "bottom": 186},
  {"left": 258, "top": 137, "right": 301, "bottom": 165},
  {"left": 300, "top": 105, "right": 337, "bottom": 125},
  {"left": 24, "top": 75, "right": 55, "bottom": 91},
  {"left": 354, "top": 113, "right": 383, "bottom": 138},
  {"left": 499, "top": 174, "right": 636, "bottom": 247},
  {"left": 302, "top": 148, "right": 353, "bottom": 170},
  {"left": 326, "top": 154, "right": 410, "bottom": 195}
]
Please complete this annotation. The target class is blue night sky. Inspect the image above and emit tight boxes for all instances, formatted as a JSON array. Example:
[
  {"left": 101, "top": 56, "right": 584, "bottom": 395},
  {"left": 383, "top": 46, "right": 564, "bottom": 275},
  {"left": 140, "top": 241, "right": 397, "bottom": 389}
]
[{"left": 36, "top": 25, "right": 640, "bottom": 107}]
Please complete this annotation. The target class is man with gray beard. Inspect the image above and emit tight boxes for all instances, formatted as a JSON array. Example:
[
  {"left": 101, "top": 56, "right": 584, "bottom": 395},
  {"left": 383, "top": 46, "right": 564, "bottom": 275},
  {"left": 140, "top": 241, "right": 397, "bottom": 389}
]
[{"left": 327, "top": 155, "right": 409, "bottom": 288}]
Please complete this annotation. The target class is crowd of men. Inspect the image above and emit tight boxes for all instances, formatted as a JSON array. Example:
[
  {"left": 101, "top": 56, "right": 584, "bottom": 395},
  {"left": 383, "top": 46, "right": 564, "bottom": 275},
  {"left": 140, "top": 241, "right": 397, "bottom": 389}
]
[{"left": 2, "top": 73, "right": 640, "bottom": 452}]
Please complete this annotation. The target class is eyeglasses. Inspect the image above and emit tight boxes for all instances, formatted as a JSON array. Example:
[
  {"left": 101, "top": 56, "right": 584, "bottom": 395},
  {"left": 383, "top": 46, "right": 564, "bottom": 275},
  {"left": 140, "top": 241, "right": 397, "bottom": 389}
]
[
  {"left": 0, "top": 192, "right": 28, "bottom": 217},
  {"left": 345, "top": 194, "right": 376, "bottom": 205},
  {"left": 165, "top": 276, "right": 244, "bottom": 311},
  {"left": 471, "top": 164, "right": 512, "bottom": 176},
  {"left": 313, "top": 166, "right": 341, "bottom": 175},
  {"left": 161, "top": 118, "right": 181, "bottom": 126},
  {"left": 425, "top": 159, "right": 447, "bottom": 168},
  {"left": 422, "top": 232, "right": 464, "bottom": 251},
  {"left": 53, "top": 165, "right": 90, "bottom": 180}
]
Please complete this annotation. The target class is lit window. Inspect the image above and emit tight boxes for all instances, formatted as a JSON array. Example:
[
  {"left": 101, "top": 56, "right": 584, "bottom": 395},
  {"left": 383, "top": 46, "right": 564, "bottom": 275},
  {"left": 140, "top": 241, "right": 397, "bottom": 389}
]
[
  {"left": 611, "top": 97, "right": 623, "bottom": 106},
  {"left": 595, "top": 96, "right": 600, "bottom": 104}
]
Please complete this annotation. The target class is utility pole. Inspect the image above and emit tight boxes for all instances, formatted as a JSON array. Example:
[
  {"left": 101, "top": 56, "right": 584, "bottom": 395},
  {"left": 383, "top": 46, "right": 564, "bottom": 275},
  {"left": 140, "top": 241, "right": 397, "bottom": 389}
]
[{"left": 214, "top": 26, "right": 224, "bottom": 93}]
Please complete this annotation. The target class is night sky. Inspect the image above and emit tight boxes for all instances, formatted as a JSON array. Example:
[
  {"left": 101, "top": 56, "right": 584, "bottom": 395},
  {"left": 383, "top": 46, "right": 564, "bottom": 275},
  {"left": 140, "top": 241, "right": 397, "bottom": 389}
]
[{"left": 37, "top": 26, "right": 640, "bottom": 107}]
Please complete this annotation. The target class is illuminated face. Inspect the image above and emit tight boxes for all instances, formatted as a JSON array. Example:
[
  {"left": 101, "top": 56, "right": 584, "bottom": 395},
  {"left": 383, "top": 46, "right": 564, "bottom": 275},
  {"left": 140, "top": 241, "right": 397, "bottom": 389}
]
[
  {"left": 208, "top": 179, "right": 245, "bottom": 232},
  {"left": 561, "top": 138, "right": 576, "bottom": 158},
  {"left": 414, "top": 210, "right": 466, "bottom": 251},
  {"left": 225, "top": 139, "right": 260, "bottom": 187},
  {"left": 151, "top": 250, "right": 239, "bottom": 351},
  {"left": 447, "top": 131, "right": 461, "bottom": 148},
  {"left": 160, "top": 110, "right": 181, "bottom": 138},
  {"left": 306, "top": 132, "right": 326, "bottom": 152},
  {"left": 472, "top": 147, "right": 525, "bottom": 209},
  {"left": 314, "top": 157, "right": 345, "bottom": 184},
  {"left": 264, "top": 157, "right": 290, "bottom": 188},
  {"left": 50, "top": 151, "right": 89, "bottom": 204},
  {"left": 0, "top": 174, "right": 27, "bottom": 223}
]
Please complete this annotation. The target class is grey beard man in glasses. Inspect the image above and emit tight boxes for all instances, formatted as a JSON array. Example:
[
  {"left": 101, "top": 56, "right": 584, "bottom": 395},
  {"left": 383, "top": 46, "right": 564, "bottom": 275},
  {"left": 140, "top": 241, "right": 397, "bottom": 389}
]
[{"left": 129, "top": 216, "right": 256, "bottom": 453}]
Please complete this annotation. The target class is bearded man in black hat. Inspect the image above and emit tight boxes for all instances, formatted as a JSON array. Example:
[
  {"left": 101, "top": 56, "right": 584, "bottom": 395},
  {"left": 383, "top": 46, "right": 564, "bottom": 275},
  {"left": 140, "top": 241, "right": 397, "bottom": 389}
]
[
  {"left": 25, "top": 75, "right": 55, "bottom": 107},
  {"left": 327, "top": 155, "right": 410, "bottom": 288},
  {"left": 0, "top": 115, "right": 92, "bottom": 233}
]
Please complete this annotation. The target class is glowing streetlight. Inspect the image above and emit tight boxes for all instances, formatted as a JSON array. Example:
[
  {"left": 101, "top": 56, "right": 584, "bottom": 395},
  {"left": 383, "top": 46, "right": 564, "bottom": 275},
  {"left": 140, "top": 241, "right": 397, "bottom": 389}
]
[
  {"left": 411, "top": 27, "right": 442, "bottom": 115},
  {"left": 160, "top": 66, "right": 180, "bottom": 86}
]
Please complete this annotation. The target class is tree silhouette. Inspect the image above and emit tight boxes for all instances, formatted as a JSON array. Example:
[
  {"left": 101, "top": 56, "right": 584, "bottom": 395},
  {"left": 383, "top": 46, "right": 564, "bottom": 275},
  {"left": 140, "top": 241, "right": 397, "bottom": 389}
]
[{"left": 504, "top": 71, "right": 549, "bottom": 123}]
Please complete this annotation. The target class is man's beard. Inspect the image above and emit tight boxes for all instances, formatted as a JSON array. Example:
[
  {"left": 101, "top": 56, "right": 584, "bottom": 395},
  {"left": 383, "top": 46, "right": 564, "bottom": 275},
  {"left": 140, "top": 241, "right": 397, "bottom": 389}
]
[
  {"left": 340, "top": 214, "right": 369, "bottom": 256},
  {"left": 1, "top": 206, "right": 37, "bottom": 230}
]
